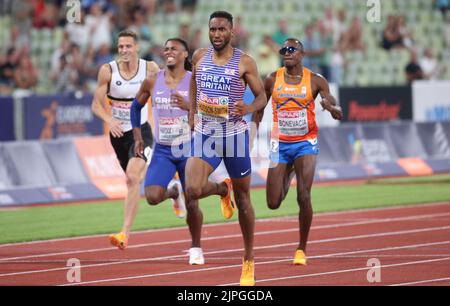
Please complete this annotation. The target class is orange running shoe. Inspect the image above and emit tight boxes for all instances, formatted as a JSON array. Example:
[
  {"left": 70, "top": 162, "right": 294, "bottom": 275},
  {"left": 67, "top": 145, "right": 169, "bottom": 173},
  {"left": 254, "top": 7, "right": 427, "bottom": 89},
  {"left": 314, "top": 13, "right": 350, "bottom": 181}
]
[
  {"left": 220, "top": 178, "right": 236, "bottom": 219},
  {"left": 240, "top": 259, "right": 255, "bottom": 286},
  {"left": 293, "top": 249, "right": 307, "bottom": 265},
  {"left": 109, "top": 232, "right": 128, "bottom": 250}
]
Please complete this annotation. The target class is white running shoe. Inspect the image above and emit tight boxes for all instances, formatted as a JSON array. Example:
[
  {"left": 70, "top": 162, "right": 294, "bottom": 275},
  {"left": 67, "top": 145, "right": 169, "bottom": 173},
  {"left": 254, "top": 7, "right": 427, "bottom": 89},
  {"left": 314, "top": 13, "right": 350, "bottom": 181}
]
[
  {"left": 189, "top": 247, "right": 205, "bottom": 265},
  {"left": 168, "top": 180, "right": 186, "bottom": 218}
]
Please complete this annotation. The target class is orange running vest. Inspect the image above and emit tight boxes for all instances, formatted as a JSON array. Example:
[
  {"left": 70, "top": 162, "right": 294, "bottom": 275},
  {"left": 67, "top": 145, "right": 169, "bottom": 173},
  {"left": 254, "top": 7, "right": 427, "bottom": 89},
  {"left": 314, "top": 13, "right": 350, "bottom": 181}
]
[{"left": 271, "top": 67, "right": 318, "bottom": 142}]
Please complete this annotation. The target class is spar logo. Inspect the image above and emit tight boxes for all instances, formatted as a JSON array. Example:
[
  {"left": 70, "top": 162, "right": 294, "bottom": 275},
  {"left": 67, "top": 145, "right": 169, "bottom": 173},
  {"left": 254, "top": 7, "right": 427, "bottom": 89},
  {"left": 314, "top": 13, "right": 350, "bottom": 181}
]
[
  {"left": 199, "top": 92, "right": 228, "bottom": 105},
  {"left": 160, "top": 117, "right": 185, "bottom": 125},
  {"left": 278, "top": 111, "right": 301, "bottom": 119}
]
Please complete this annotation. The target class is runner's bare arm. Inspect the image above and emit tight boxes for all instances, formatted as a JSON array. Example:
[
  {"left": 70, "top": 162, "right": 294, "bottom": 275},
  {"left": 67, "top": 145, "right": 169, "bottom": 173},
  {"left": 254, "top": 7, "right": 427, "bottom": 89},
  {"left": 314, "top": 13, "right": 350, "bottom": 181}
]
[
  {"left": 252, "top": 71, "right": 276, "bottom": 129},
  {"left": 189, "top": 48, "right": 207, "bottom": 131},
  {"left": 135, "top": 76, "right": 154, "bottom": 105},
  {"left": 314, "top": 74, "right": 343, "bottom": 120},
  {"left": 91, "top": 64, "right": 124, "bottom": 138},
  {"left": 132, "top": 76, "right": 155, "bottom": 157},
  {"left": 233, "top": 54, "right": 267, "bottom": 117},
  {"left": 146, "top": 60, "right": 160, "bottom": 76}
]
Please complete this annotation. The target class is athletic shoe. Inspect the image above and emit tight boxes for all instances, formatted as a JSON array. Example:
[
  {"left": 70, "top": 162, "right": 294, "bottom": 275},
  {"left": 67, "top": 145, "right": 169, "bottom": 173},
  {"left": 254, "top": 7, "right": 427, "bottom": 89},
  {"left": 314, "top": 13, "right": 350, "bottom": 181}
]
[
  {"left": 169, "top": 180, "right": 186, "bottom": 218},
  {"left": 188, "top": 247, "right": 205, "bottom": 265},
  {"left": 220, "top": 178, "right": 236, "bottom": 219},
  {"left": 293, "top": 249, "right": 307, "bottom": 265},
  {"left": 240, "top": 259, "right": 255, "bottom": 286},
  {"left": 109, "top": 232, "right": 128, "bottom": 250}
]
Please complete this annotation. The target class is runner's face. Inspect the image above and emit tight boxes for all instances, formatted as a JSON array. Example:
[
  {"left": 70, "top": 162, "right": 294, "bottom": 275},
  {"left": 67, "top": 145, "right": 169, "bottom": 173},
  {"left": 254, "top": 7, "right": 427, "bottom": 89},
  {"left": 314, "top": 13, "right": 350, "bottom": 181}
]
[
  {"left": 281, "top": 41, "right": 303, "bottom": 68},
  {"left": 209, "top": 18, "right": 232, "bottom": 51},
  {"left": 164, "top": 40, "right": 187, "bottom": 69},
  {"left": 117, "top": 36, "right": 138, "bottom": 62}
]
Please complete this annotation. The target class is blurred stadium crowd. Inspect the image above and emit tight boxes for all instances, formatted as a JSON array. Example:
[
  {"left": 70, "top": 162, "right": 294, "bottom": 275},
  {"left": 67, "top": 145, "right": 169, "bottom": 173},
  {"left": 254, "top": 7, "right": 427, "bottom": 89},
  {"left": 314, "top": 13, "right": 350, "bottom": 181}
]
[{"left": 0, "top": 0, "right": 449, "bottom": 97}]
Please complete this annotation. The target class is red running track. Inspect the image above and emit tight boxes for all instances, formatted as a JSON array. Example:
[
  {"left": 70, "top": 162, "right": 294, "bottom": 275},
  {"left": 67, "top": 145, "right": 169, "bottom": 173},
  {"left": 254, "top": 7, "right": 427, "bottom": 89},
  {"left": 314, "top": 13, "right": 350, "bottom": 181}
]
[{"left": 0, "top": 202, "right": 450, "bottom": 286}]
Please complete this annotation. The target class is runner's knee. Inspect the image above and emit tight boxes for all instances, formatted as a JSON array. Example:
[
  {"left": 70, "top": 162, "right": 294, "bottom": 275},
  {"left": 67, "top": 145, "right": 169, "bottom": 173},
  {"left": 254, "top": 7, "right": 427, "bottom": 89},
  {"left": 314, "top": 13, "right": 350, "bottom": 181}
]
[
  {"left": 267, "top": 195, "right": 282, "bottom": 209},
  {"left": 126, "top": 171, "right": 141, "bottom": 188},
  {"left": 145, "top": 188, "right": 164, "bottom": 205},
  {"left": 186, "top": 186, "right": 202, "bottom": 201}
]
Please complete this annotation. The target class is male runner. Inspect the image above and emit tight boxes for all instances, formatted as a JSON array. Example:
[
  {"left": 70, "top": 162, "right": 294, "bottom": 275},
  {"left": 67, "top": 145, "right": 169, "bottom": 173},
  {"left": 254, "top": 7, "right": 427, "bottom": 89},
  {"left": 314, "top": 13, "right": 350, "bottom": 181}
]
[
  {"left": 131, "top": 38, "right": 204, "bottom": 265},
  {"left": 186, "top": 11, "right": 267, "bottom": 286},
  {"left": 253, "top": 38, "right": 342, "bottom": 265},
  {"left": 91, "top": 30, "right": 159, "bottom": 250}
]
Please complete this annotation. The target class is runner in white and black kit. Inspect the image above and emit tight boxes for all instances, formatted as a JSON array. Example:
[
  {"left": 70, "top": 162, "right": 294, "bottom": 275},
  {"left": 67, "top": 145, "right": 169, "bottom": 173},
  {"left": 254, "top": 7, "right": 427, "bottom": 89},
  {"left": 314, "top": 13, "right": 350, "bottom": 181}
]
[{"left": 91, "top": 29, "right": 159, "bottom": 250}]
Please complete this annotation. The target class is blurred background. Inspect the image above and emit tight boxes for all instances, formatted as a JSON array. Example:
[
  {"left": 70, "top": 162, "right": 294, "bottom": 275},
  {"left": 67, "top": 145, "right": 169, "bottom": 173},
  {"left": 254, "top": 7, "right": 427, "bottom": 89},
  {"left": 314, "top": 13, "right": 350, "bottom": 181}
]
[
  {"left": 0, "top": 0, "right": 450, "bottom": 207},
  {"left": 0, "top": 0, "right": 449, "bottom": 96}
]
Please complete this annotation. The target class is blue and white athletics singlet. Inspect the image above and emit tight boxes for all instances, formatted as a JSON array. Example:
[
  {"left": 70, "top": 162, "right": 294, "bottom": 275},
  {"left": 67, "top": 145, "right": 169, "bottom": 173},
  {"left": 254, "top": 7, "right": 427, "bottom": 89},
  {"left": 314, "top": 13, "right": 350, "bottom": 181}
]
[
  {"left": 192, "top": 48, "right": 252, "bottom": 178},
  {"left": 195, "top": 48, "right": 247, "bottom": 137}
]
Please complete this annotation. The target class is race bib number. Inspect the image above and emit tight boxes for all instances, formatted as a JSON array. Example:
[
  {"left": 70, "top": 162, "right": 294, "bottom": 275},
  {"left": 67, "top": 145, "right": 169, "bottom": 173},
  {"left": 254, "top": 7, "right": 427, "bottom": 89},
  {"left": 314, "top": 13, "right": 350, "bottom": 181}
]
[
  {"left": 198, "top": 93, "right": 228, "bottom": 122},
  {"left": 278, "top": 110, "right": 309, "bottom": 136},
  {"left": 111, "top": 102, "right": 132, "bottom": 130},
  {"left": 159, "top": 115, "right": 190, "bottom": 143}
]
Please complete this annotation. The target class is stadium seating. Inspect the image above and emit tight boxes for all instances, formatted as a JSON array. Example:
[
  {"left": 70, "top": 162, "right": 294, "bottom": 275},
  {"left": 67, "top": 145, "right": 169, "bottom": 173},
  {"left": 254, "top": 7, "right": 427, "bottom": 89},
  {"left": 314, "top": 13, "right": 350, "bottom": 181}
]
[{"left": 2, "top": 0, "right": 449, "bottom": 93}]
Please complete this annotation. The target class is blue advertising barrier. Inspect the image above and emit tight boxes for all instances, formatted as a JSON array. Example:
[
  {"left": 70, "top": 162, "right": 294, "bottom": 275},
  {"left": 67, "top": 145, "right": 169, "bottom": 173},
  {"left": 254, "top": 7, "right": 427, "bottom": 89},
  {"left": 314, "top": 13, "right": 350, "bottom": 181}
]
[
  {"left": 23, "top": 93, "right": 103, "bottom": 140},
  {"left": 0, "top": 97, "right": 15, "bottom": 141},
  {"left": 0, "top": 121, "right": 450, "bottom": 207}
]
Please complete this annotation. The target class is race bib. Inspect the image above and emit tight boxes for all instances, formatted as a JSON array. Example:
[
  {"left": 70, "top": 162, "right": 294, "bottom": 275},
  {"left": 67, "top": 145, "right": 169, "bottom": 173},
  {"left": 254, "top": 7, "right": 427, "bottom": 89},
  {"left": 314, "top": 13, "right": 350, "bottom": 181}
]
[
  {"left": 278, "top": 110, "right": 309, "bottom": 136},
  {"left": 198, "top": 93, "right": 229, "bottom": 122},
  {"left": 111, "top": 102, "right": 132, "bottom": 130},
  {"left": 159, "top": 115, "right": 190, "bottom": 143}
]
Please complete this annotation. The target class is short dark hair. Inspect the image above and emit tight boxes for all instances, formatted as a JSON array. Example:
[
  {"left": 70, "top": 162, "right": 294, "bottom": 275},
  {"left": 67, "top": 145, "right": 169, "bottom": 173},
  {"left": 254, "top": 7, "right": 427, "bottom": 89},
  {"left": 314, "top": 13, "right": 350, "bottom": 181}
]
[
  {"left": 209, "top": 11, "right": 233, "bottom": 27},
  {"left": 285, "top": 38, "right": 304, "bottom": 53},
  {"left": 118, "top": 29, "right": 138, "bottom": 42},
  {"left": 165, "top": 38, "right": 192, "bottom": 71}
]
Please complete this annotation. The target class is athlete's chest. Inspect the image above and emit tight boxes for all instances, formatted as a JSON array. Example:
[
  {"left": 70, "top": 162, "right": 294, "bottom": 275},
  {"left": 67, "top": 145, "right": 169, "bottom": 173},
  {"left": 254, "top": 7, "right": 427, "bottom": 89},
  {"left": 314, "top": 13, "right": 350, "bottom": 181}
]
[{"left": 273, "top": 82, "right": 312, "bottom": 108}]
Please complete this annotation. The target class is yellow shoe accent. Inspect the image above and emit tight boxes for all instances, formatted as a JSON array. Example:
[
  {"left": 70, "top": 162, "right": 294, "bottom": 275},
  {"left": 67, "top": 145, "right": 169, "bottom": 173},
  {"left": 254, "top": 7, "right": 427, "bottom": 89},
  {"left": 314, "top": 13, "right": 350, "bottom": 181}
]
[
  {"left": 293, "top": 249, "right": 307, "bottom": 265},
  {"left": 220, "top": 178, "right": 236, "bottom": 219},
  {"left": 109, "top": 232, "right": 128, "bottom": 250},
  {"left": 240, "top": 259, "right": 255, "bottom": 286}
]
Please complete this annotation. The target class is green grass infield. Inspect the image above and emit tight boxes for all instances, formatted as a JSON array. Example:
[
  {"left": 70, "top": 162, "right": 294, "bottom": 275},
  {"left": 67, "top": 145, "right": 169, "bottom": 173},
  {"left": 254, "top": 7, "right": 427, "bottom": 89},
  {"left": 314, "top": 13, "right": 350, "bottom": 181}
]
[{"left": 0, "top": 174, "right": 449, "bottom": 244}]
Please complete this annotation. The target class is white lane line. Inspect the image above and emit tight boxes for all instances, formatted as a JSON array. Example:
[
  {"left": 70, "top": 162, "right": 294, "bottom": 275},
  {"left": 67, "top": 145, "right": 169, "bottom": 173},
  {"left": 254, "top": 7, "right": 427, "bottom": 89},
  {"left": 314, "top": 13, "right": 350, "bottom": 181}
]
[
  {"left": 2, "top": 211, "right": 450, "bottom": 262},
  {"left": 389, "top": 277, "right": 450, "bottom": 286},
  {"left": 1, "top": 225, "right": 449, "bottom": 279},
  {"left": 219, "top": 257, "right": 450, "bottom": 286},
  {"left": 61, "top": 241, "right": 450, "bottom": 286},
  {"left": 2, "top": 202, "right": 448, "bottom": 248}
]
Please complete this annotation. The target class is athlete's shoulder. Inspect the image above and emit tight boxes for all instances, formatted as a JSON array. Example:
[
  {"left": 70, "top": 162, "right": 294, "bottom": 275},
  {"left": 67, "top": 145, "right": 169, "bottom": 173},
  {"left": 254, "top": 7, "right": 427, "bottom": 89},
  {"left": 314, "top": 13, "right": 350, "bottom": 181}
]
[
  {"left": 144, "top": 59, "right": 160, "bottom": 74},
  {"left": 267, "top": 70, "right": 278, "bottom": 80},
  {"left": 192, "top": 48, "right": 209, "bottom": 64},
  {"left": 310, "top": 70, "right": 328, "bottom": 84},
  {"left": 239, "top": 50, "right": 256, "bottom": 64},
  {"left": 98, "top": 63, "right": 112, "bottom": 80}
]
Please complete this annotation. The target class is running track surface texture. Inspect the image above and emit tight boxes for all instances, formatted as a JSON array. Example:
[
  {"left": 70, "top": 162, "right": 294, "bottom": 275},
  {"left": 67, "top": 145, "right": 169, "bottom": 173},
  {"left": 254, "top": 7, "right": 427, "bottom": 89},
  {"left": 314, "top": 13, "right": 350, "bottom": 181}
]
[{"left": 1, "top": 202, "right": 450, "bottom": 286}]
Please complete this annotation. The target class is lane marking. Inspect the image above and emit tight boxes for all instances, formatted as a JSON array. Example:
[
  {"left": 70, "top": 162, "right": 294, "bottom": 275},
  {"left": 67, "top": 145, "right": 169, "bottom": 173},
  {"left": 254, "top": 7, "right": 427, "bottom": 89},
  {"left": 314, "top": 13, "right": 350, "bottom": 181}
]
[
  {"left": 1, "top": 202, "right": 448, "bottom": 248},
  {"left": 389, "top": 277, "right": 450, "bottom": 286},
  {"left": 2, "top": 211, "right": 450, "bottom": 262},
  {"left": 220, "top": 257, "right": 450, "bottom": 286},
  {"left": 61, "top": 241, "right": 450, "bottom": 286},
  {"left": 1, "top": 226, "right": 449, "bottom": 279}
]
